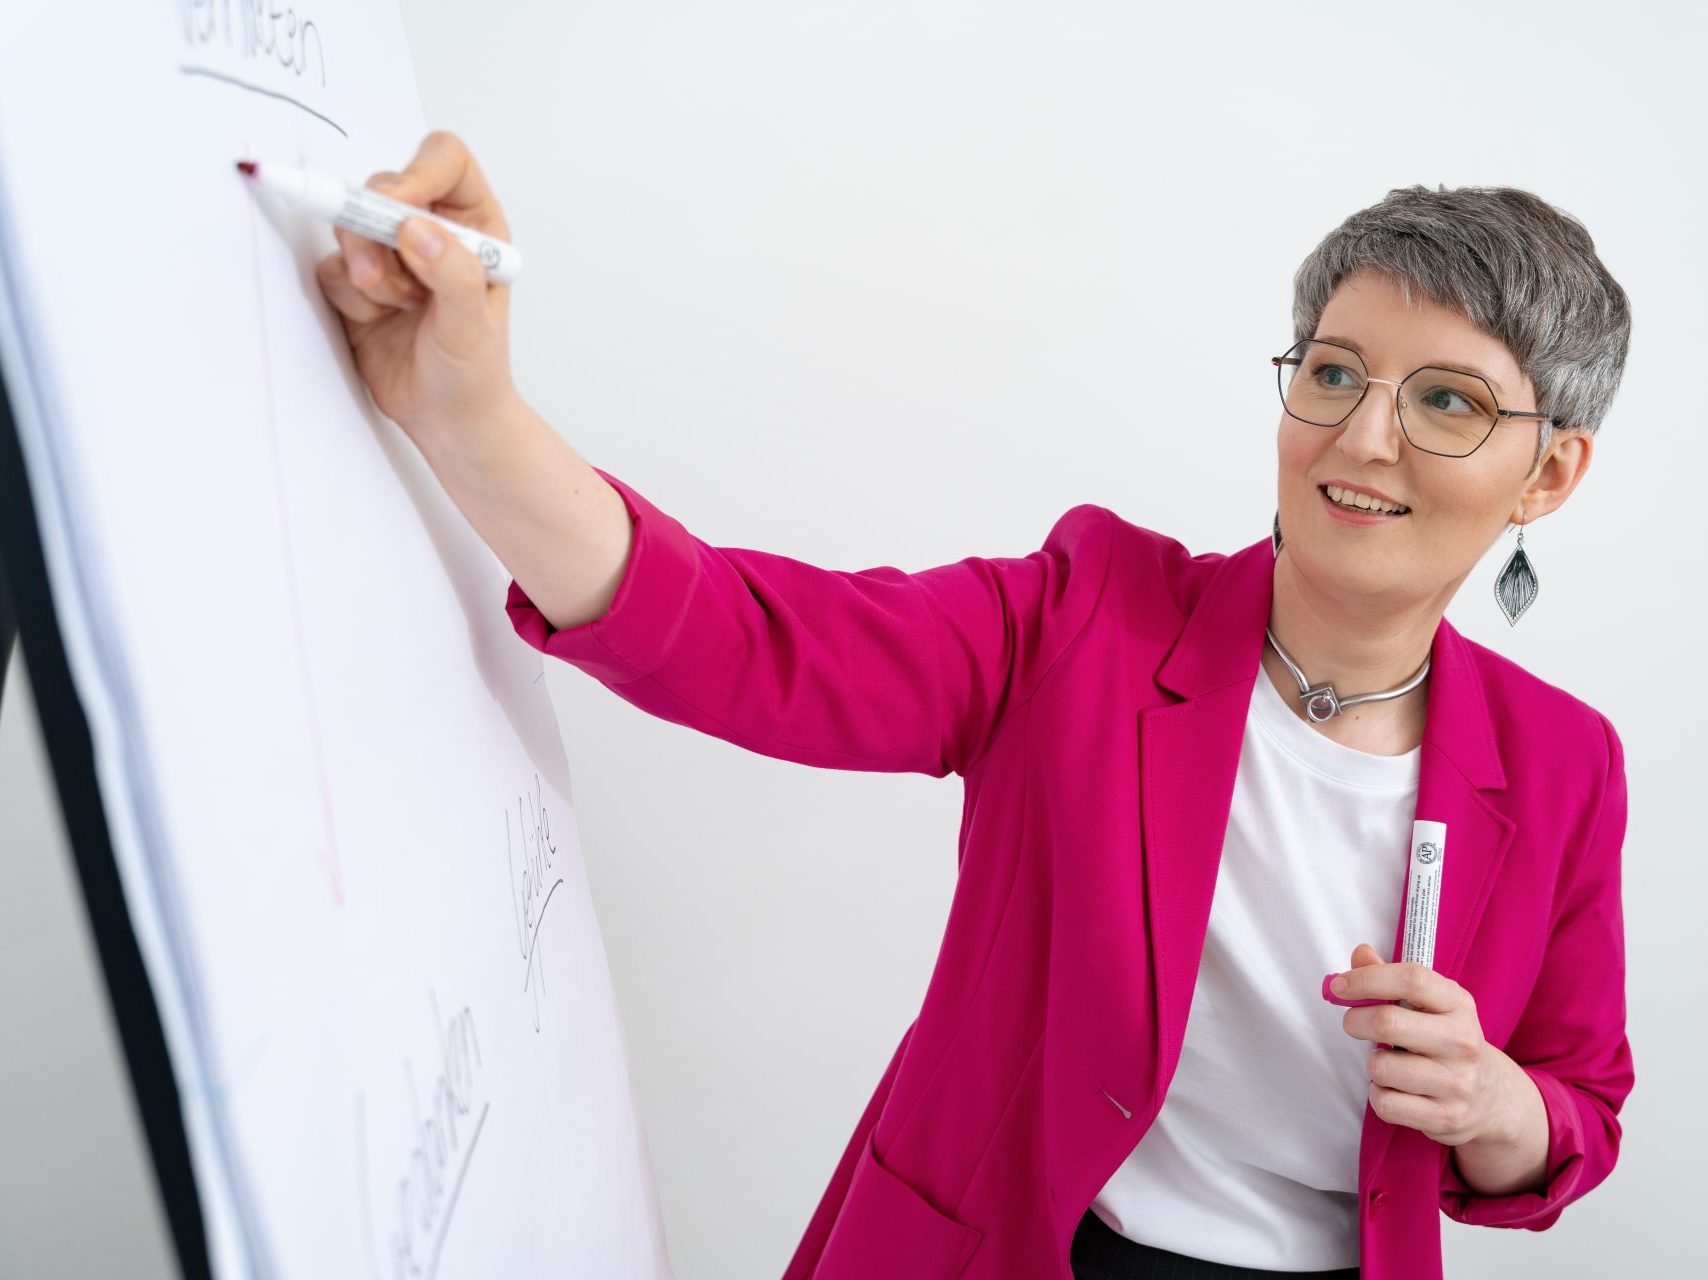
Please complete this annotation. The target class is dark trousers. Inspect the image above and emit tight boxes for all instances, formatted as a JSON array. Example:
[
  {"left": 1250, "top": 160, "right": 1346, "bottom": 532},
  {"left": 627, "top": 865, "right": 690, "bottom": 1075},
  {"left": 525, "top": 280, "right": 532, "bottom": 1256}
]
[{"left": 1071, "top": 1207, "right": 1361, "bottom": 1279}]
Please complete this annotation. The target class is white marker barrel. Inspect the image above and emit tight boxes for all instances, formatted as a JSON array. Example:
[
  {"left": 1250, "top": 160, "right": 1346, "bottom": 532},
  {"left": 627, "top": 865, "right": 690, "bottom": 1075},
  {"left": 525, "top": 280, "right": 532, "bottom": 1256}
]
[
  {"left": 247, "top": 163, "right": 523, "bottom": 285},
  {"left": 1388, "top": 819, "right": 1447, "bottom": 1053}
]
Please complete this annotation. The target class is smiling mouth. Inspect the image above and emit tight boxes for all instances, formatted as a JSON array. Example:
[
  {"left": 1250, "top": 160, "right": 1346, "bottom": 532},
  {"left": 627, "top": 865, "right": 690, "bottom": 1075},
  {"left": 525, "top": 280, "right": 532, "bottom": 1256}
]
[{"left": 1319, "top": 485, "right": 1410, "bottom": 516}]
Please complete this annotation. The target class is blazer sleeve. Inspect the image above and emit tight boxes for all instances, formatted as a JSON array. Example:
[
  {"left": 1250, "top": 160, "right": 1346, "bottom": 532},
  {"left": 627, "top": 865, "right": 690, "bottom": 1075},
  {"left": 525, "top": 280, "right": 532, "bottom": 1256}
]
[
  {"left": 1439, "top": 710, "right": 1633, "bottom": 1230},
  {"left": 504, "top": 466, "right": 1116, "bottom": 777}
]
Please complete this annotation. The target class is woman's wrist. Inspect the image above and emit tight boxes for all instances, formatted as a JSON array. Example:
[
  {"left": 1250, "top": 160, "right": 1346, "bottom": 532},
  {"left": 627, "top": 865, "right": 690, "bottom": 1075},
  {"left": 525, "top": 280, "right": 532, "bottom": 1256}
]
[
  {"left": 417, "top": 394, "right": 633, "bottom": 630},
  {"left": 413, "top": 389, "right": 538, "bottom": 474}
]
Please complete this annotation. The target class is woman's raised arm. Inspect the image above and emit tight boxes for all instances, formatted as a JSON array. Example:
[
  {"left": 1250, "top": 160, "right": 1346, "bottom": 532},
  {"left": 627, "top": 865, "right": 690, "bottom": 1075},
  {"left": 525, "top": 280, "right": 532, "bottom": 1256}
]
[
  {"left": 505, "top": 464, "right": 1116, "bottom": 778},
  {"left": 314, "top": 130, "right": 1115, "bottom": 774}
]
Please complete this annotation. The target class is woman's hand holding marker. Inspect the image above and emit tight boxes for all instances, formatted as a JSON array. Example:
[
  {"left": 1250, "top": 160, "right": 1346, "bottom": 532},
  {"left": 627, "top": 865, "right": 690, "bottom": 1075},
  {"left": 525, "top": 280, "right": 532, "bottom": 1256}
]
[
  {"left": 313, "top": 130, "right": 521, "bottom": 455},
  {"left": 1322, "top": 942, "right": 1526, "bottom": 1152},
  {"left": 310, "top": 131, "right": 635, "bottom": 636}
]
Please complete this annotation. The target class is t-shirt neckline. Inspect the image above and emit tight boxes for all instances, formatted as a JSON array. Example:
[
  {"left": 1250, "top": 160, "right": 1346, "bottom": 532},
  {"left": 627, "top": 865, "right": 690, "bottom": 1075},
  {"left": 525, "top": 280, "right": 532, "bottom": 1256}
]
[{"left": 1250, "top": 665, "right": 1421, "bottom": 790}]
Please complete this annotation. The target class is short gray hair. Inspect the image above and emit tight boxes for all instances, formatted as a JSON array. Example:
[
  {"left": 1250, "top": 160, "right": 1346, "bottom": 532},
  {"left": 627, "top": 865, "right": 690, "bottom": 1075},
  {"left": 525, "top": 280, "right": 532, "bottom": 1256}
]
[{"left": 1291, "top": 184, "right": 1632, "bottom": 474}]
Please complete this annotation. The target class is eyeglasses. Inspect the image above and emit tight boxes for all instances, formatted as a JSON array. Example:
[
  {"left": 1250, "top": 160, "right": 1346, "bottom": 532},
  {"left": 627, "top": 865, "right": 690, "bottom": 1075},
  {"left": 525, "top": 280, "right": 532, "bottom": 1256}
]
[{"left": 1270, "top": 338, "right": 1555, "bottom": 459}]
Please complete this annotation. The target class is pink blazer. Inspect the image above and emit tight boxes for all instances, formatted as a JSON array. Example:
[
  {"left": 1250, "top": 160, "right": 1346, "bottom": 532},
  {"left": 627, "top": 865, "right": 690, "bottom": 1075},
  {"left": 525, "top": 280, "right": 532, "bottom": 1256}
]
[{"left": 505, "top": 467, "right": 1632, "bottom": 1280}]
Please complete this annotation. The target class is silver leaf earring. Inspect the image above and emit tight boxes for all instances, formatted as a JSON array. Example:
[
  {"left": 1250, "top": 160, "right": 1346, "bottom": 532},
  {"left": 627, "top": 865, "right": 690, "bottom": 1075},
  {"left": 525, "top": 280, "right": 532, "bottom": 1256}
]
[
  {"left": 1493, "top": 517, "right": 1538, "bottom": 626},
  {"left": 1272, "top": 509, "right": 1283, "bottom": 558}
]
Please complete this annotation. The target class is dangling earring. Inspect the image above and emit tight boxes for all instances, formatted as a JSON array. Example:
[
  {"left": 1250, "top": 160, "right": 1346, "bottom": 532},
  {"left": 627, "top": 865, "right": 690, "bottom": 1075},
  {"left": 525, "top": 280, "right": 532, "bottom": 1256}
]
[
  {"left": 1272, "top": 509, "right": 1283, "bottom": 557},
  {"left": 1493, "top": 517, "right": 1538, "bottom": 626}
]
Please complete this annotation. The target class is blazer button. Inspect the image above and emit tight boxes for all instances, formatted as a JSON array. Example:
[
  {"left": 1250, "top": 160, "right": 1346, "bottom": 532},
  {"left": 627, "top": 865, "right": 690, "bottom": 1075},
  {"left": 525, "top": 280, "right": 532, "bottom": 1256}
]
[{"left": 1368, "top": 1188, "right": 1389, "bottom": 1214}]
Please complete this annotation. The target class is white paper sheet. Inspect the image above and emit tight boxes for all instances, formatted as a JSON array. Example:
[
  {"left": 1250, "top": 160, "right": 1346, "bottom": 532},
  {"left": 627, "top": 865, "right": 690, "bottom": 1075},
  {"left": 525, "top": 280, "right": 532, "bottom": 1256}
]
[{"left": 0, "top": 4, "right": 671, "bottom": 1276}]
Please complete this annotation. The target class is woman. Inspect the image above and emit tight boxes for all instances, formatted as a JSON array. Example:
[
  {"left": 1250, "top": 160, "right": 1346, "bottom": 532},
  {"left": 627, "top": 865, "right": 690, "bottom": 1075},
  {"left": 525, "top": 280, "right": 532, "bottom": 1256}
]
[{"left": 316, "top": 132, "right": 1632, "bottom": 1280}]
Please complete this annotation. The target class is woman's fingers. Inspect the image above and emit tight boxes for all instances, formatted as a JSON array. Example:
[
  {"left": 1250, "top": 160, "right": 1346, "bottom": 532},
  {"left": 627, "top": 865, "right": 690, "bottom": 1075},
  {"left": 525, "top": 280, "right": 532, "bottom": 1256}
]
[
  {"left": 315, "top": 250, "right": 395, "bottom": 326},
  {"left": 327, "top": 221, "right": 427, "bottom": 310},
  {"left": 326, "top": 132, "right": 508, "bottom": 313},
  {"left": 358, "top": 172, "right": 418, "bottom": 295},
  {"left": 393, "top": 217, "right": 495, "bottom": 355},
  {"left": 329, "top": 203, "right": 424, "bottom": 307},
  {"left": 382, "top": 130, "right": 510, "bottom": 237}
]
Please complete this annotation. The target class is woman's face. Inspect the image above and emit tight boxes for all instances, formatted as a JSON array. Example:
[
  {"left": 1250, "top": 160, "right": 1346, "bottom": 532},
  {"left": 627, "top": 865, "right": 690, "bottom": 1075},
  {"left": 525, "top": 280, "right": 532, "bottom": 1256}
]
[{"left": 1275, "top": 268, "right": 1589, "bottom": 613}]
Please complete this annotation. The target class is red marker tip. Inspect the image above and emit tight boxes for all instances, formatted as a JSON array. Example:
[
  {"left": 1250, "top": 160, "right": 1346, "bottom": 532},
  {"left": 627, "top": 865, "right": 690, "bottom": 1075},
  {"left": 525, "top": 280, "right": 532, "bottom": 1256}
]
[{"left": 235, "top": 160, "right": 257, "bottom": 176}]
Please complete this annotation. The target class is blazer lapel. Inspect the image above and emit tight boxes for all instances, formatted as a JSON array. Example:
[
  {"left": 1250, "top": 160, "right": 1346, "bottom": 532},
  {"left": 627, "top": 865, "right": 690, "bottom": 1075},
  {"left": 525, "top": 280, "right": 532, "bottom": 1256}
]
[
  {"left": 1137, "top": 536, "right": 1272, "bottom": 1103},
  {"left": 1365, "top": 604, "right": 1514, "bottom": 1176},
  {"left": 1135, "top": 533, "right": 1515, "bottom": 1180}
]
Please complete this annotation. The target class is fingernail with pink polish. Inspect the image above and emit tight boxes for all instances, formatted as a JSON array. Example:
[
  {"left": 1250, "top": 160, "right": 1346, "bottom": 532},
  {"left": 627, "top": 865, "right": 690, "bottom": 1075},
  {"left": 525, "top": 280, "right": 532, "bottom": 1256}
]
[{"left": 1321, "top": 973, "right": 1384, "bottom": 1007}]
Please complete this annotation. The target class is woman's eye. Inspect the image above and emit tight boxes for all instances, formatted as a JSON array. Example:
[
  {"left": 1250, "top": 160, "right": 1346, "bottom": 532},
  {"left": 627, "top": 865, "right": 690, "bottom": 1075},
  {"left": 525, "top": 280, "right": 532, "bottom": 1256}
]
[
  {"left": 1422, "top": 387, "right": 1476, "bottom": 413},
  {"left": 1314, "top": 365, "right": 1359, "bottom": 388}
]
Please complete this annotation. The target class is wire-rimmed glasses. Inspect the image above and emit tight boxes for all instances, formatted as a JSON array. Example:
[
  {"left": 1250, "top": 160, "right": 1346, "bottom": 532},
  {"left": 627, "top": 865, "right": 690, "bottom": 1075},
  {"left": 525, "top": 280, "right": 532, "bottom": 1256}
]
[{"left": 1271, "top": 338, "right": 1555, "bottom": 458}]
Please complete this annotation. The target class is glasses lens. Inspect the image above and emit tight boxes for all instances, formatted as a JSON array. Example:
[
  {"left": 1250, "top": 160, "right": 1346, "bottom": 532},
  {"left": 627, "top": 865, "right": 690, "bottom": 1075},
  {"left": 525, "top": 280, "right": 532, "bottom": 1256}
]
[
  {"left": 1399, "top": 368, "right": 1498, "bottom": 456},
  {"left": 1278, "top": 340, "right": 1365, "bottom": 426}
]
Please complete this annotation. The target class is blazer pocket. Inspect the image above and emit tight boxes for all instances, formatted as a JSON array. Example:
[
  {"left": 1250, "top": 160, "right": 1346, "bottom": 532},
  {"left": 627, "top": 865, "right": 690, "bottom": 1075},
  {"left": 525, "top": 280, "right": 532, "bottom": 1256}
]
[{"left": 813, "top": 1130, "right": 986, "bottom": 1278}]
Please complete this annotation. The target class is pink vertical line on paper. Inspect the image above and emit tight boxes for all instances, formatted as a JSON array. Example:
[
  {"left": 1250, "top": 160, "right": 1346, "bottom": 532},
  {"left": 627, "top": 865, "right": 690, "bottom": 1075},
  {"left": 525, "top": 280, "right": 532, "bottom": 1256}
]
[{"left": 242, "top": 141, "right": 345, "bottom": 905}]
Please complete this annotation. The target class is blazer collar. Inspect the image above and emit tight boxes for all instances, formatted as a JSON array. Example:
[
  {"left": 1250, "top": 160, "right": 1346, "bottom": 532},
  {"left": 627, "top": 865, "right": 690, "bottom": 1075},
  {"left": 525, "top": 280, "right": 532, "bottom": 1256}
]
[{"left": 1154, "top": 534, "right": 1506, "bottom": 792}]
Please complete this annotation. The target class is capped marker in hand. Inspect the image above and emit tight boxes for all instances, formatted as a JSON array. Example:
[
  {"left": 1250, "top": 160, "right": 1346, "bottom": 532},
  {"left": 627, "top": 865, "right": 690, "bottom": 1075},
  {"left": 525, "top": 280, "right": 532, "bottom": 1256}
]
[{"left": 234, "top": 159, "right": 522, "bottom": 284}]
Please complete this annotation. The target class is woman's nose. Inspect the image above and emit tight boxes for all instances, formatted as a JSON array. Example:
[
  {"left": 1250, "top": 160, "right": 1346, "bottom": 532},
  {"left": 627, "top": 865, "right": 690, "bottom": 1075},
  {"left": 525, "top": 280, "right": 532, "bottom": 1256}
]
[{"left": 1337, "top": 379, "right": 1407, "bottom": 460}]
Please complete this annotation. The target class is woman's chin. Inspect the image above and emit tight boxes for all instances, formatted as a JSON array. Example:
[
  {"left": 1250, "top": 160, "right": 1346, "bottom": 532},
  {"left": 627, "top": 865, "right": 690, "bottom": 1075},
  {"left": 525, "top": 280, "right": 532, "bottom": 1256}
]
[{"left": 1286, "top": 534, "right": 1414, "bottom": 595}]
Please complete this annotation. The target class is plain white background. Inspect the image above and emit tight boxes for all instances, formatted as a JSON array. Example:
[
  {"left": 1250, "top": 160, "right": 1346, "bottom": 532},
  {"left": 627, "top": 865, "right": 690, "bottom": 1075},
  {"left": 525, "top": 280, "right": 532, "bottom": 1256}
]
[{"left": 1, "top": 2, "right": 1701, "bottom": 1276}]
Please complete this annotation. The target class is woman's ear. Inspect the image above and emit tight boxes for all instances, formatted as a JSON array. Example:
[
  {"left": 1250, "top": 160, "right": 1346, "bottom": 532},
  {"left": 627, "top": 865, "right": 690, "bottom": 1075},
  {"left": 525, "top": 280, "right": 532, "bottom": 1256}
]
[{"left": 1515, "top": 427, "right": 1592, "bottom": 522}]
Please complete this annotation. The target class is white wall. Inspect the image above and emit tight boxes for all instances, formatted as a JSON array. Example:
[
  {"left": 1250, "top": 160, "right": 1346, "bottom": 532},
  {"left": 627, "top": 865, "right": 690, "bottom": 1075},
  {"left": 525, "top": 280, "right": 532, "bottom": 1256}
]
[{"left": 2, "top": 1, "right": 1700, "bottom": 1275}]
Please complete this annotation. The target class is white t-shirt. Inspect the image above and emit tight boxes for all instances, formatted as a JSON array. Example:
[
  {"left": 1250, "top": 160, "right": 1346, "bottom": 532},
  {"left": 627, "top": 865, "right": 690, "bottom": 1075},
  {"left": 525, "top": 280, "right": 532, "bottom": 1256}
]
[{"left": 1090, "top": 665, "right": 1421, "bottom": 1271}]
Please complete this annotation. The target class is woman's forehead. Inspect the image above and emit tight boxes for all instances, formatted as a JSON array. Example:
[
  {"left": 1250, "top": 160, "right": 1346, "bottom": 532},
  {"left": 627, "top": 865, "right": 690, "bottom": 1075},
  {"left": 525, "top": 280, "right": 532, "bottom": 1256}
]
[{"left": 1317, "top": 272, "right": 1527, "bottom": 396}]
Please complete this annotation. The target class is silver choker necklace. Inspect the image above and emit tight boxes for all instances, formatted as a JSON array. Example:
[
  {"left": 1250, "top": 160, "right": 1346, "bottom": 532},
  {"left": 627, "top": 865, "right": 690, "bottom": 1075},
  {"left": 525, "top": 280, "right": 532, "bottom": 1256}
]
[{"left": 1264, "top": 628, "right": 1430, "bottom": 724}]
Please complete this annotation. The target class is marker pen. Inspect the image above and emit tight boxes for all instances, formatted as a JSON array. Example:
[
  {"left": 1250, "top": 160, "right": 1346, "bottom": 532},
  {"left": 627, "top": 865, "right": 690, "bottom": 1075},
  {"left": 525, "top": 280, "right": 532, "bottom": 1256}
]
[
  {"left": 235, "top": 160, "right": 522, "bottom": 285},
  {"left": 1386, "top": 819, "right": 1447, "bottom": 1053},
  {"left": 1322, "top": 820, "right": 1447, "bottom": 1056}
]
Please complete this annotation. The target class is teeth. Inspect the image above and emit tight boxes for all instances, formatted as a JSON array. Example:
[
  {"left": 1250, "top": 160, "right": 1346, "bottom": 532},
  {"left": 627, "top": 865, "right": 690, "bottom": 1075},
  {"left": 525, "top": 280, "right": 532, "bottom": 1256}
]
[{"left": 1325, "top": 484, "right": 1408, "bottom": 514}]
